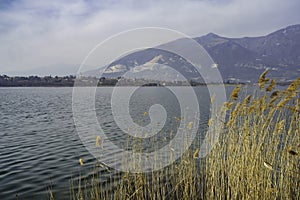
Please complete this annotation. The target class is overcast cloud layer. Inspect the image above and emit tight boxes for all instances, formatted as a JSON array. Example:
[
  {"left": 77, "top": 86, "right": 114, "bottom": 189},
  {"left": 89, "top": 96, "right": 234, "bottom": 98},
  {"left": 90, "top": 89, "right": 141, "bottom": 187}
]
[{"left": 0, "top": 0, "right": 299, "bottom": 75}]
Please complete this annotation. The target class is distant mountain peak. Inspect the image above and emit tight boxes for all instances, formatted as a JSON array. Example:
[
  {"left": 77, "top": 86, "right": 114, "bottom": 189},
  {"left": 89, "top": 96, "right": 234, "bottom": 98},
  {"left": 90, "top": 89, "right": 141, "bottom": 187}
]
[
  {"left": 205, "top": 32, "right": 220, "bottom": 38},
  {"left": 91, "top": 24, "right": 300, "bottom": 83},
  {"left": 195, "top": 32, "right": 228, "bottom": 48}
]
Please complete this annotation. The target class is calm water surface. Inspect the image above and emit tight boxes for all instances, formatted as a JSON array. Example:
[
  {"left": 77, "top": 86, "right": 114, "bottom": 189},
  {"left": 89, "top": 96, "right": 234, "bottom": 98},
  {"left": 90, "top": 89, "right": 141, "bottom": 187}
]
[{"left": 0, "top": 86, "right": 235, "bottom": 200}]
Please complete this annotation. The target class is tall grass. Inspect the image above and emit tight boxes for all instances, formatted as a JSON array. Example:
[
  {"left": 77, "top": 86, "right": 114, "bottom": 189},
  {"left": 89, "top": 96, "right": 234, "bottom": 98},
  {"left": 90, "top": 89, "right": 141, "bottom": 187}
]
[
  {"left": 64, "top": 72, "right": 299, "bottom": 200},
  {"left": 205, "top": 74, "right": 300, "bottom": 199}
]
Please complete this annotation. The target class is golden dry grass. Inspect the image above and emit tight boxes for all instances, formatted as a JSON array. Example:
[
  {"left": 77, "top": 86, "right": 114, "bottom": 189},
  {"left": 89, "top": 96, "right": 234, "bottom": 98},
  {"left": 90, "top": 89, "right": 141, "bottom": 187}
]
[
  {"left": 57, "top": 72, "right": 299, "bottom": 200},
  {"left": 205, "top": 74, "right": 300, "bottom": 200}
]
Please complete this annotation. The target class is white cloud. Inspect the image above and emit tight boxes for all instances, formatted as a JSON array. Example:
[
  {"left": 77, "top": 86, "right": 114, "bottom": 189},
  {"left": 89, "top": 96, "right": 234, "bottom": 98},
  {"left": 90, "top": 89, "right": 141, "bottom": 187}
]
[{"left": 0, "top": 0, "right": 299, "bottom": 75}]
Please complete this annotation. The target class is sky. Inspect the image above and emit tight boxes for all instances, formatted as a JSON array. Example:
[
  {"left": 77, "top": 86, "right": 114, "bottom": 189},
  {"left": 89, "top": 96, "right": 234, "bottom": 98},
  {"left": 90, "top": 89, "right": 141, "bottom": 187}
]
[{"left": 0, "top": 0, "right": 299, "bottom": 76}]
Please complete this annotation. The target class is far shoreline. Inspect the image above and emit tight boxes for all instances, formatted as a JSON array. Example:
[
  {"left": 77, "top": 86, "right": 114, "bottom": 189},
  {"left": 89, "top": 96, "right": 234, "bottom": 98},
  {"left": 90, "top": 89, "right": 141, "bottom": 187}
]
[{"left": 0, "top": 74, "right": 294, "bottom": 87}]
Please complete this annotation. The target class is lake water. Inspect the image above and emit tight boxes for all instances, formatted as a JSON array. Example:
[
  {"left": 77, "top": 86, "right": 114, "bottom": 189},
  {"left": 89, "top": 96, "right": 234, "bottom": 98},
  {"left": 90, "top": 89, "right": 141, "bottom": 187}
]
[{"left": 0, "top": 86, "right": 234, "bottom": 200}]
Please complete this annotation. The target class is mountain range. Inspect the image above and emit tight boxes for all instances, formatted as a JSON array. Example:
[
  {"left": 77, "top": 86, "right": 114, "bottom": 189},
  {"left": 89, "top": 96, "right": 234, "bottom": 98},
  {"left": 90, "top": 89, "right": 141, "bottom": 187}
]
[{"left": 96, "top": 24, "right": 300, "bottom": 83}]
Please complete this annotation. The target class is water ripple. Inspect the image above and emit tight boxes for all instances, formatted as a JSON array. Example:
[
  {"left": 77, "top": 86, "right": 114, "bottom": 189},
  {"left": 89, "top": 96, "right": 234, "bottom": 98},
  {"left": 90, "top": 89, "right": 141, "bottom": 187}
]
[{"left": 0, "top": 87, "right": 216, "bottom": 200}]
